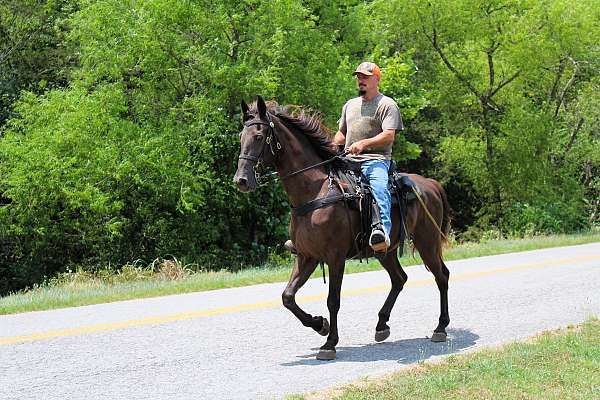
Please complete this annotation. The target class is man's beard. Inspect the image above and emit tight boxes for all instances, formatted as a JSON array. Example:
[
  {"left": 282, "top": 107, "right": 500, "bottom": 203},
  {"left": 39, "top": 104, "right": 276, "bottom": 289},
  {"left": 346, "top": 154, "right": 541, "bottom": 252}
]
[{"left": 358, "top": 89, "right": 366, "bottom": 96}]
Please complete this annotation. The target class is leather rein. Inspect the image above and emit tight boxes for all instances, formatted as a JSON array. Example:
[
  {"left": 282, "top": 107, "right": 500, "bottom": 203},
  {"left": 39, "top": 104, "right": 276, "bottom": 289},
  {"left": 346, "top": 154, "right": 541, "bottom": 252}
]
[
  {"left": 238, "top": 112, "right": 344, "bottom": 184},
  {"left": 238, "top": 112, "right": 353, "bottom": 215}
]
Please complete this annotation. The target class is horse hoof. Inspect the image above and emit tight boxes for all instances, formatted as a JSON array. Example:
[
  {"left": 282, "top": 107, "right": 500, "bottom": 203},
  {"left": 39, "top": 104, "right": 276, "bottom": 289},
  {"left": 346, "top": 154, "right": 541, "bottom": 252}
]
[
  {"left": 431, "top": 332, "right": 447, "bottom": 342},
  {"left": 318, "top": 318, "right": 330, "bottom": 336},
  {"left": 316, "top": 349, "right": 336, "bottom": 361},
  {"left": 375, "top": 328, "right": 390, "bottom": 342}
]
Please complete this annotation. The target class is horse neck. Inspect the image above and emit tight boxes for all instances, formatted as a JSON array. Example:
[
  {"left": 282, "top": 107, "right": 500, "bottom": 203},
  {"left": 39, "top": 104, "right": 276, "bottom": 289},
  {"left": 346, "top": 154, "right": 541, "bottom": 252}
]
[{"left": 273, "top": 120, "right": 330, "bottom": 207}]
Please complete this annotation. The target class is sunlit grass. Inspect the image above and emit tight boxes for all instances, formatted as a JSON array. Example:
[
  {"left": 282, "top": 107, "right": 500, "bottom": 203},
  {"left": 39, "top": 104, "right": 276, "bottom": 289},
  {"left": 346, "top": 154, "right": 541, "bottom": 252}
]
[
  {"left": 292, "top": 318, "right": 600, "bottom": 400},
  {"left": 1, "top": 230, "right": 599, "bottom": 315}
]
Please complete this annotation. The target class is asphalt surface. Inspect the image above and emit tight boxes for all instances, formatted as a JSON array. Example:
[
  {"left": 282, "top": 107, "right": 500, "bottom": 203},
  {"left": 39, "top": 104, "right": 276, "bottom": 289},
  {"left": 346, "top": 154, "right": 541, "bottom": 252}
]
[{"left": 1, "top": 242, "right": 599, "bottom": 399}]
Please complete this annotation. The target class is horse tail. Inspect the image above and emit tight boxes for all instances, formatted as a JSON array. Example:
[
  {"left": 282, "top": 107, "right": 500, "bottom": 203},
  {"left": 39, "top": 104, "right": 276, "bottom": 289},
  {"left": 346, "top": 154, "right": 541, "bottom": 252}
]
[
  {"left": 439, "top": 182, "right": 452, "bottom": 251},
  {"left": 425, "top": 178, "right": 452, "bottom": 256},
  {"left": 416, "top": 178, "right": 452, "bottom": 259}
]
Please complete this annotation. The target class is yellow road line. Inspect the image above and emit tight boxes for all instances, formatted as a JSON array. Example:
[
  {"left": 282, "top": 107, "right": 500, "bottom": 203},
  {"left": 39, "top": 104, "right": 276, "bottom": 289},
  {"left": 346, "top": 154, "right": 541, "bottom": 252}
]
[{"left": 1, "top": 254, "right": 599, "bottom": 347}]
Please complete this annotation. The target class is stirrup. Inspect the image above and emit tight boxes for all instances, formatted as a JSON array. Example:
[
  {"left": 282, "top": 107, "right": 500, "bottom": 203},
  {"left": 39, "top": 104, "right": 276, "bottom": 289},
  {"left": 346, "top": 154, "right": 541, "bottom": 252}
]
[
  {"left": 284, "top": 239, "right": 297, "bottom": 254},
  {"left": 369, "top": 229, "right": 390, "bottom": 252}
]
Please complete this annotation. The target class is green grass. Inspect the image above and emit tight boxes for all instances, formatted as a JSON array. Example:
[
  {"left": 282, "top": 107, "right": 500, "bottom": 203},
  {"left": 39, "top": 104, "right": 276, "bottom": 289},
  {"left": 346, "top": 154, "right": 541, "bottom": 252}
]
[
  {"left": 293, "top": 318, "right": 600, "bottom": 400},
  {"left": 1, "top": 230, "right": 599, "bottom": 315}
]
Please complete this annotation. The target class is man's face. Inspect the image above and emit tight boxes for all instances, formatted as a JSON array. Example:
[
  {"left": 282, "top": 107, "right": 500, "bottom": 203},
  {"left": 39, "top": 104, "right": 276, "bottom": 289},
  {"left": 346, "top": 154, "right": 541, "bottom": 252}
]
[{"left": 355, "top": 73, "right": 379, "bottom": 96}]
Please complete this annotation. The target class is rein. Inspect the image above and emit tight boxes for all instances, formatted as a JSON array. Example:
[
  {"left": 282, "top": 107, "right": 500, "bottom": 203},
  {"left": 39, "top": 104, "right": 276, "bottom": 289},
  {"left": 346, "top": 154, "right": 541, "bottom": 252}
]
[
  {"left": 279, "top": 153, "right": 345, "bottom": 180},
  {"left": 239, "top": 111, "right": 345, "bottom": 186},
  {"left": 257, "top": 153, "right": 343, "bottom": 186}
]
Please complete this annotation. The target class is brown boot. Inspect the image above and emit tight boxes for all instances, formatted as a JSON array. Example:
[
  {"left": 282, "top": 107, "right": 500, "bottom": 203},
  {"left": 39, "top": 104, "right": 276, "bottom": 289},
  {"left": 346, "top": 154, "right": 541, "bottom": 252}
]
[{"left": 284, "top": 239, "right": 297, "bottom": 254}]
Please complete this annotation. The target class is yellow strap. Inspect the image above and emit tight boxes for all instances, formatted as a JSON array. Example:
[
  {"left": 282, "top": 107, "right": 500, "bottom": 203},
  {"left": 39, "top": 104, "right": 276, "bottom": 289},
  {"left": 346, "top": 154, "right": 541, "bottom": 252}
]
[{"left": 412, "top": 186, "right": 449, "bottom": 242}]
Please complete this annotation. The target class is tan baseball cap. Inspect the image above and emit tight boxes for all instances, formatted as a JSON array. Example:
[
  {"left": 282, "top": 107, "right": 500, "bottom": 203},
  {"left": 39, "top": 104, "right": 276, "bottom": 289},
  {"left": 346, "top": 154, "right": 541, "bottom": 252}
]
[{"left": 352, "top": 62, "right": 381, "bottom": 80}]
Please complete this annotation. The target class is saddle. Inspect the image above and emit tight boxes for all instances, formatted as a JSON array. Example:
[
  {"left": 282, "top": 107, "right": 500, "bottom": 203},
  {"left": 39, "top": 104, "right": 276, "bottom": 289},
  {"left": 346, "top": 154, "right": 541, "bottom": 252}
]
[
  {"left": 289, "top": 156, "right": 418, "bottom": 258},
  {"left": 332, "top": 158, "right": 418, "bottom": 258}
]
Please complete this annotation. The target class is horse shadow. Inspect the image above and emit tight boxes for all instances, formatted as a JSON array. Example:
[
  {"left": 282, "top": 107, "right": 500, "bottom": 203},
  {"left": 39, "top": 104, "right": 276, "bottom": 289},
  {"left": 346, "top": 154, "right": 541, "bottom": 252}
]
[{"left": 280, "top": 328, "right": 479, "bottom": 366}]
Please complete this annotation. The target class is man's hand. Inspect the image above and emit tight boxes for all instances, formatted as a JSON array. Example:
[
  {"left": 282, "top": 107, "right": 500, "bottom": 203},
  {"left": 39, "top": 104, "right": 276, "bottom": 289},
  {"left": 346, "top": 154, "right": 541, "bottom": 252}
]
[
  {"left": 347, "top": 140, "right": 367, "bottom": 155},
  {"left": 346, "top": 130, "right": 395, "bottom": 156}
]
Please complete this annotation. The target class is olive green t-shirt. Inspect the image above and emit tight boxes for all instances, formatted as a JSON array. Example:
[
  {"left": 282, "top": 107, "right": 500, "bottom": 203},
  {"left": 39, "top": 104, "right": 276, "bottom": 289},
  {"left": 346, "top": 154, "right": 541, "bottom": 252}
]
[{"left": 338, "top": 93, "right": 403, "bottom": 161}]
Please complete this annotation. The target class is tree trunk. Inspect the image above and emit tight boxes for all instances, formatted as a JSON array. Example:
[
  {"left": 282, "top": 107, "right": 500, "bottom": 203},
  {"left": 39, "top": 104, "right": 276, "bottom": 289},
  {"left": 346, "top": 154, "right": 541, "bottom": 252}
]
[{"left": 482, "top": 102, "right": 502, "bottom": 218}]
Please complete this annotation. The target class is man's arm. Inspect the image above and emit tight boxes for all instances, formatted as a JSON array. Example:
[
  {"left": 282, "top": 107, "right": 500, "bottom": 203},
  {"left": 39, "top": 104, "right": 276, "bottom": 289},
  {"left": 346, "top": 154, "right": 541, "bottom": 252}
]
[
  {"left": 347, "top": 129, "right": 395, "bottom": 155},
  {"left": 332, "top": 130, "right": 346, "bottom": 146}
]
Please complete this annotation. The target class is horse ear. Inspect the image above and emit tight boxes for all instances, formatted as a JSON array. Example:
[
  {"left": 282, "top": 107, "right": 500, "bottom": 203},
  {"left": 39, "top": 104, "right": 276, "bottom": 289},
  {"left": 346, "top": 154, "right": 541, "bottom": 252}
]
[
  {"left": 256, "top": 95, "right": 267, "bottom": 118},
  {"left": 240, "top": 99, "right": 249, "bottom": 116}
]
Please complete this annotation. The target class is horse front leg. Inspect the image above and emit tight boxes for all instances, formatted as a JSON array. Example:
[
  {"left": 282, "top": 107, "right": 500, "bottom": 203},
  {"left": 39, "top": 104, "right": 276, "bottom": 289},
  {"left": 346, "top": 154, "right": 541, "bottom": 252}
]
[
  {"left": 316, "top": 258, "right": 345, "bottom": 361},
  {"left": 281, "top": 254, "right": 329, "bottom": 335}
]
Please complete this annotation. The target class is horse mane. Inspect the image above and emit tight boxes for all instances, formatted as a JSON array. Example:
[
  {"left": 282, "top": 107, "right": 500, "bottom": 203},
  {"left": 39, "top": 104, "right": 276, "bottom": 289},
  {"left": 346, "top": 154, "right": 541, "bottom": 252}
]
[{"left": 249, "top": 100, "right": 338, "bottom": 160}]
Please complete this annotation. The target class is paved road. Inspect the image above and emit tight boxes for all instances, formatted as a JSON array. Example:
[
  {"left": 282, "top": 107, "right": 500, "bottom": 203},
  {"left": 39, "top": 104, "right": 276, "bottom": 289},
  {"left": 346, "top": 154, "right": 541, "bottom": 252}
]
[{"left": 1, "top": 243, "right": 599, "bottom": 399}]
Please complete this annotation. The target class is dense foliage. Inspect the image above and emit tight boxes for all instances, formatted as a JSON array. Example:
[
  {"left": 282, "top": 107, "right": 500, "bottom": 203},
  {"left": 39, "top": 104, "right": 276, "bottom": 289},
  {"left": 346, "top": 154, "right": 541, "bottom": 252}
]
[{"left": 1, "top": 0, "right": 598, "bottom": 294}]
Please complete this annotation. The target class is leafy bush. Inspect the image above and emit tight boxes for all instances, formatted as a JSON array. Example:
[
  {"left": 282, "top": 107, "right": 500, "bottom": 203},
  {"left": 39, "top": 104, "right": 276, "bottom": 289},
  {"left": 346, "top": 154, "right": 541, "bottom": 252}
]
[
  {"left": 2, "top": 0, "right": 599, "bottom": 296},
  {"left": 501, "top": 201, "right": 587, "bottom": 237},
  {"left": 0, "top": 84, "right": 290, "bottom": 294}
]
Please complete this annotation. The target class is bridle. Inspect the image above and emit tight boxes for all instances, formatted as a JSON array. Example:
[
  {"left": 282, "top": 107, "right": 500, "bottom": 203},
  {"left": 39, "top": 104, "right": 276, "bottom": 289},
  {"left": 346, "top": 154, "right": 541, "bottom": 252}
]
[
  {"left": 238, "top": 112, "right": 343, "bottom": 185},
  {"left": 238, "top": 109, "right": 359, "bottom": 262},
  {"left": 238, "top": 112, "right": 281, "bottom": 163}
]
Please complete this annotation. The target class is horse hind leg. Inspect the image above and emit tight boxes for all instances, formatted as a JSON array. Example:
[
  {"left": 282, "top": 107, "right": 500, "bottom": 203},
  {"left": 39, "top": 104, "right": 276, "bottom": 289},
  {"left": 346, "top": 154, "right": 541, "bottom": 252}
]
[
  {"left": 375, "top": 251, "right": 408, "bottom": 342},
  {"left": 414, "top": 240, "right": 450, "bottom": 342},
  {"left": 431, "top": 259, "right": 450, "bottom": 342}
]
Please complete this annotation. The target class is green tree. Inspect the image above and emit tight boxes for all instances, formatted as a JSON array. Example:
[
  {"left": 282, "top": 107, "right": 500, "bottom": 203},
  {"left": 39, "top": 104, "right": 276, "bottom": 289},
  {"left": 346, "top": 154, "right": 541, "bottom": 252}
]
[
  {"left": 0, "top": 0, "right": 77, "bottom": 126},
  {"left": 366, "top": 0, "right": 600, "bottom": 235},
  {"left": 3, "top": 0, "right": 597, "bottom": 295},
  {"left": 0, "top": 0, "right": 372, "bottom": 293}
]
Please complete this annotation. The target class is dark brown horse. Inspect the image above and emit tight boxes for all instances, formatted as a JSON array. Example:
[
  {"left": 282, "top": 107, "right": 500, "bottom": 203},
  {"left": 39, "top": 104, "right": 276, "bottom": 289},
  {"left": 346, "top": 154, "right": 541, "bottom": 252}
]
[{"left": 234, "top": 96, "right": 451, "bottom": 360}]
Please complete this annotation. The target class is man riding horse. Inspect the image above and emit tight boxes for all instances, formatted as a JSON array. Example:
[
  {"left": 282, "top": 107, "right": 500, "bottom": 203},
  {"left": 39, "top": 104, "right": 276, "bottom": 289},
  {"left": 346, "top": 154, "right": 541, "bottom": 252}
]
[
  {"left": 286, "top": 61, "right": 403, "bottom": 253},
  {"left": 234, "top": 64, "right": 451, "bottom": 361}
]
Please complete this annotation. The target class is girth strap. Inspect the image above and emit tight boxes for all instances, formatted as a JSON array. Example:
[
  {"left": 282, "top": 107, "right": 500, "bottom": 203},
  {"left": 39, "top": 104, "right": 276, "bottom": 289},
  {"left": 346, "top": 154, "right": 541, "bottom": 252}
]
[{"left": 291, "top": 192, "right": 357, "bottom": 217}]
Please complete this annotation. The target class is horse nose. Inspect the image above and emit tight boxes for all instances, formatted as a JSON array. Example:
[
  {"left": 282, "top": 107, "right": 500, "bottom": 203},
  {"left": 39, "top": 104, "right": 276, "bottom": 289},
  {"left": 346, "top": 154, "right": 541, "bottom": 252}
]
[{"left": 234, "top": 176, "right": 249, "bottom": 191}]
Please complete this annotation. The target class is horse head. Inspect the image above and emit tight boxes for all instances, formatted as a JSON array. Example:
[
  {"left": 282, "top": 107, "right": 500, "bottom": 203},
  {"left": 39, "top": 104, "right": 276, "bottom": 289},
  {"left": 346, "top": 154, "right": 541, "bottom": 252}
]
[{"left": 233, "top": 96, "right": 280, "bottom": 192}]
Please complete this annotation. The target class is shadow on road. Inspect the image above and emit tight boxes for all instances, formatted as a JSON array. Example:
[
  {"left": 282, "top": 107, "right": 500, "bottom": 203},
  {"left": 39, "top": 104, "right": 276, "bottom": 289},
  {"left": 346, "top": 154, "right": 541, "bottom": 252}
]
[{"left": 280, "top": 328, "right": 479, "bottom": 366}]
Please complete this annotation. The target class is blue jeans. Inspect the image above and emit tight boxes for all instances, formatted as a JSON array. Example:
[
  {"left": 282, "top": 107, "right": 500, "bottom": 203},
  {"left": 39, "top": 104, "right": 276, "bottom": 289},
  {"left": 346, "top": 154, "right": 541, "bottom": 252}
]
[{"left": 360, "top": 160, "right": 391, "bottom": 236}]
